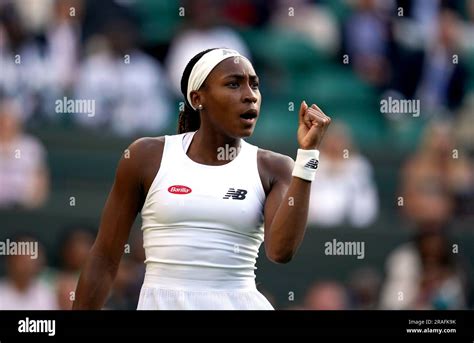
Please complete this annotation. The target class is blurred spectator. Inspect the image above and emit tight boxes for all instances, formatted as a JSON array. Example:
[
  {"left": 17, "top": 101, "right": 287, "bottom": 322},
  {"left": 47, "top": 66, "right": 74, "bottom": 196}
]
[
  {"left": 55, "top": 272, "right": 78, "bottom": 310},
  {"left": 394, "top": 0, "right": 443, "bottom": 46},
  {"left": 0, "top": 236, "right": 57, "bottom": 310},
  {"left": 379, "top": 230, "right": 468, "bottom": 309},
  {"left": 347, "top": 267, "right": 382, "bottom": 310},
  {"left": 400, "top": 120, "right": 474, "bottom": 222},
  {"left": 44, "top": 0, "right": 84, "bottom": 97},
  {"left": 10, "top": 0, "right": 55, "bottom": 35},
  {"left": 381, "top": 135, "right": 470, "bottom": 309},
  {"left": 304, "top": 280, "right": 348, "bottom": 310},
  {"left": 80, "top": 0, "right": 135, "bottom": 44},
  {"left": 165, "top": 0, "right": 251, "bottom": 96},
  {"left": 0, "top": 1, "right": 84, "bottom": 121},
  {"left": 104, "top": 257, "right": 141, "bottom": 310},
  {"left": 74, "top": 17, "right": 171, "bottom": 136},
  {"left": 0, "top": 5, "right": 50, "bottom": 120},
  {"left": 416, "top": 231, "right": 468, "bottom": 309},
  {"left": 344, "top": 0, "right": 395, "bottom": 86},
  {"left": 308, "top": 121, "right": 379, "bottom": 228},
  {"left": 221, "top": 0, "right": 273, "bottom": 28},
  {"left": 271, "top": 0, "right": 340, "bottom": 56},
  {"left": 418, "top": 8, "right": 467, "bottom": 114},
  {"left": 391, "top": 9, "right": 468, "bottom": 115},
  {"left": 0, "top": 98, "right": 49, "bottom": 209},
  {"left": 58, "top": 226, "right": 95, "bottom": 274}
]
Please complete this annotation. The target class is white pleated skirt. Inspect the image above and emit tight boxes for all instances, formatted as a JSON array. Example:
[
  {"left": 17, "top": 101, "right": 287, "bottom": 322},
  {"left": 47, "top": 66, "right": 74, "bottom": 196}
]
[{"left": 136, "top": 273, "right": 274, "bottom": 310}]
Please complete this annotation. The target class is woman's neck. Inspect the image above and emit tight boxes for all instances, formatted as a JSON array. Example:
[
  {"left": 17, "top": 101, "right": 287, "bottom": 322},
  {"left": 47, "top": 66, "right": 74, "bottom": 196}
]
[{"left": 187, "top": 127, "right": 241, "bottom": 166}]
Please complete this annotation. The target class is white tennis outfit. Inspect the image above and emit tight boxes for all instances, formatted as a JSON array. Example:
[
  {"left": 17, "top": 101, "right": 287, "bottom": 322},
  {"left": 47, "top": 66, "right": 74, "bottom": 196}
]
[{"left": 137, "top": 131, "right": 273, "bottom": 310}]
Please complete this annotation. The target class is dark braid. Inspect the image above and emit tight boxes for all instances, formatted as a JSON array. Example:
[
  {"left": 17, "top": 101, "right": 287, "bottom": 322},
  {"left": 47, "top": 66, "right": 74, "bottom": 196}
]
[
  {"left": 177, "top": 103, "right": 201, "bottom": 134},
  {"left": 177, "top": 48, "right": 218, "bottom": 134}
]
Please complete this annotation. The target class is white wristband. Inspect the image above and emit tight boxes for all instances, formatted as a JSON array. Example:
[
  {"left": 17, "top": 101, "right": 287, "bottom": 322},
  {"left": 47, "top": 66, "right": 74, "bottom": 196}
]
[{"left": 292, "top": 149, "right": 320, "bottom": 181}]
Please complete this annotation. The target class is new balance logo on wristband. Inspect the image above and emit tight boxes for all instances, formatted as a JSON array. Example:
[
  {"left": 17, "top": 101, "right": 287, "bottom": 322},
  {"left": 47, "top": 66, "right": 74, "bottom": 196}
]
[
  {"left": 304, "top": 159, "right": 319, "bottom": 170},
  {"left": 223, "top": 188, "right": 247, "bottom": 200}
]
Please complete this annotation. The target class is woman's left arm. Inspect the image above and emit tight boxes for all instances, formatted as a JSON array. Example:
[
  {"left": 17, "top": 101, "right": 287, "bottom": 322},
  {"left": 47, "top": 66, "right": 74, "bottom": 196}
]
[{"left": 263, "top": 101, "right": 331, "bottom": 263}]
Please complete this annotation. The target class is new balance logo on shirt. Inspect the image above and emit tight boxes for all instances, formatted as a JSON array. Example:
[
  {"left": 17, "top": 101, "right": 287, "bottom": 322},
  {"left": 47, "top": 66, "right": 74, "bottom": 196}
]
[
  {"left": 223, "top": 188, "right": 247, "bottom": 200},
  {"left": 304, "top": 159, "right": 319, "bottom": 170}
]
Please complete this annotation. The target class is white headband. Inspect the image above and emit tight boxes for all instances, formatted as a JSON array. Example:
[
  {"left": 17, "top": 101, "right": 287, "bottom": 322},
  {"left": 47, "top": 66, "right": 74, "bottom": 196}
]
[{"left": 186, "top": 48, "right": 249, "bottom": 110}]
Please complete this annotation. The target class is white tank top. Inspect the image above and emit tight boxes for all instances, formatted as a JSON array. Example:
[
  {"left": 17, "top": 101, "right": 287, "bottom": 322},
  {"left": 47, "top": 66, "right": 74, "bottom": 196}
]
[{"left": 140, "top": 131, "right": 266, "bottom": 289}]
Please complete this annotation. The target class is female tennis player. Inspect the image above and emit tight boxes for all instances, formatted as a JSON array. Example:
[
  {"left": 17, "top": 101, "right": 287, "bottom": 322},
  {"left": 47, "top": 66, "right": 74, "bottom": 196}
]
[{"left": 72, "top": 48, "right": 331, "bottom": 310}]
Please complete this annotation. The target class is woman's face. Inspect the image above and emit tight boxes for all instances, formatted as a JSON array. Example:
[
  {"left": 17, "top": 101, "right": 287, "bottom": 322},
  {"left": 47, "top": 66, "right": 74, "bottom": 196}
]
[{"left": 192, "top": 57, "right": 261, "bottom": 138}]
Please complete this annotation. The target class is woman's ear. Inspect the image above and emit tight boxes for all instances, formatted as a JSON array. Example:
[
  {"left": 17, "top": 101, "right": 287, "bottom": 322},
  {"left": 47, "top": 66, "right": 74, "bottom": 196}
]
[{"left": 190, "top": 91, "right": 203, "bottom": 109}]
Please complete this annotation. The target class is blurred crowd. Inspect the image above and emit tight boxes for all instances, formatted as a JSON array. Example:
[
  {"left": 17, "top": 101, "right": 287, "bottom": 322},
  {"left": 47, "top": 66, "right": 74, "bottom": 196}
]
[
  {"left": 0, "top": 226, "right": 470, "bottom": 310},
  {"left": 0, "top": 227, "right": 145, "bottom": 310},
  {"left": 0, "top": 0, "right": 473, "bottom": 310}
]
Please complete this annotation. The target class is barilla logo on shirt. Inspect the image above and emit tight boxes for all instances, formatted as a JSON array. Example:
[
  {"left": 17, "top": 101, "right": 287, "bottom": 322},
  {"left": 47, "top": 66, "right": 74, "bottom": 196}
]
[{"left": 168, "top": 185, "right": 192, "bottom": 194}]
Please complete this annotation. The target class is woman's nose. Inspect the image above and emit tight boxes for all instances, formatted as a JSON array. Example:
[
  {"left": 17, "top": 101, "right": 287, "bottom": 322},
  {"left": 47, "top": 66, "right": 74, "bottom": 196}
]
[{"left": 243, "top": 85, "right": 258, "bottom": 103}]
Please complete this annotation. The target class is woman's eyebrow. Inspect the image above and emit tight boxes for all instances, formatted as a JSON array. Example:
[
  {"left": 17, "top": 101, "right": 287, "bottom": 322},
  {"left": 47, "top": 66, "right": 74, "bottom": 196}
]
[{"left": 223, "top": 74, "right": 259, "bottom": 80}]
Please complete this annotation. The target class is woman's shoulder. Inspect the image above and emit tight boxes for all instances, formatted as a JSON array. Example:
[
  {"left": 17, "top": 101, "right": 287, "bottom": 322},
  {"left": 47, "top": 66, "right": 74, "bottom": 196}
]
[
  {"left": 257, "top": 148, "right": 294, "bottom": 171},
  {"left": 123, "top": 136, "right": 169, "bottom": 194},
  {"left": 123, "top": 136, "right": 167, "bottom": 169},
  {"left": 128, "top": 136, "right": 166, "bottom": 154},
  {"left": 257, "top": 148, "right": 294, "bottom": 187}
]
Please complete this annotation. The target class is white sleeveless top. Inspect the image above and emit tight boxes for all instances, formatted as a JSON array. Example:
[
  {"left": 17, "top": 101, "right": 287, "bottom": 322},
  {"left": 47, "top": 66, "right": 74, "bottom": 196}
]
[{"left": 140, "top": 131, "right": 266, "bottom": 290}]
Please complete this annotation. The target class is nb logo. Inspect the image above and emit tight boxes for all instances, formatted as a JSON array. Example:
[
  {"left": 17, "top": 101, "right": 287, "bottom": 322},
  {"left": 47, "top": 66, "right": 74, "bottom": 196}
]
[
  {"left": 223, "top": 188, "right": 247, "bottom": 200},
  {"left": 304, "top": 159, "right": 319, "bottom": 170}
]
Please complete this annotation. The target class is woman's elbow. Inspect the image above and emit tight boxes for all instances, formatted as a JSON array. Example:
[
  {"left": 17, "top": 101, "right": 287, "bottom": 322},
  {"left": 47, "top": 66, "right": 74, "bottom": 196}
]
[{"left": 266, "top": 249, "right": 294, "bottom": 264}]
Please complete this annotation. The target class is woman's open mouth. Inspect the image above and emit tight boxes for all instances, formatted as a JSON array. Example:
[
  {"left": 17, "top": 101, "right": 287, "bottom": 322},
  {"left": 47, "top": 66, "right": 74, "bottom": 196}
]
[{"left": 240, "top": 110, "right": 258, "bottom": 124}]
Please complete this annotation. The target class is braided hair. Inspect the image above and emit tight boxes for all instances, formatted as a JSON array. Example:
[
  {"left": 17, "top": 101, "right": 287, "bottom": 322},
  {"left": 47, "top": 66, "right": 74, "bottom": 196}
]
[{"left": 177, "top": 48, "right": 218, "bottom": 134}]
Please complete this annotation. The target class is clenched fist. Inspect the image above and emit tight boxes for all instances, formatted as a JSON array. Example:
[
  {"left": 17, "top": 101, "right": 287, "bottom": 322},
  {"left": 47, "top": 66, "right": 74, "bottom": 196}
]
[{"left": 297, "top": 100, "right": 331, "bottom": 150}]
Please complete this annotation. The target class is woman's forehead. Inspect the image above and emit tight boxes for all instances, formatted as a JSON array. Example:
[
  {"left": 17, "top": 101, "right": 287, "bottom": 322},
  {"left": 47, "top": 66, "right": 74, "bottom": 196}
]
[{"left": 210, "top": 57, "right": 256, "bottom": 78}]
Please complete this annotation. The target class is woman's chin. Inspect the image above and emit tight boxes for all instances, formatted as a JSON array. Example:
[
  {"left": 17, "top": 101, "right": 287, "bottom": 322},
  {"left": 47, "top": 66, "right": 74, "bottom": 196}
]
[
  {"left": 238, "top": 123, "right": 257, "bottom": 137},
  {"left": 239, "top": 127, "right": 254, "bottom": 138}
]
